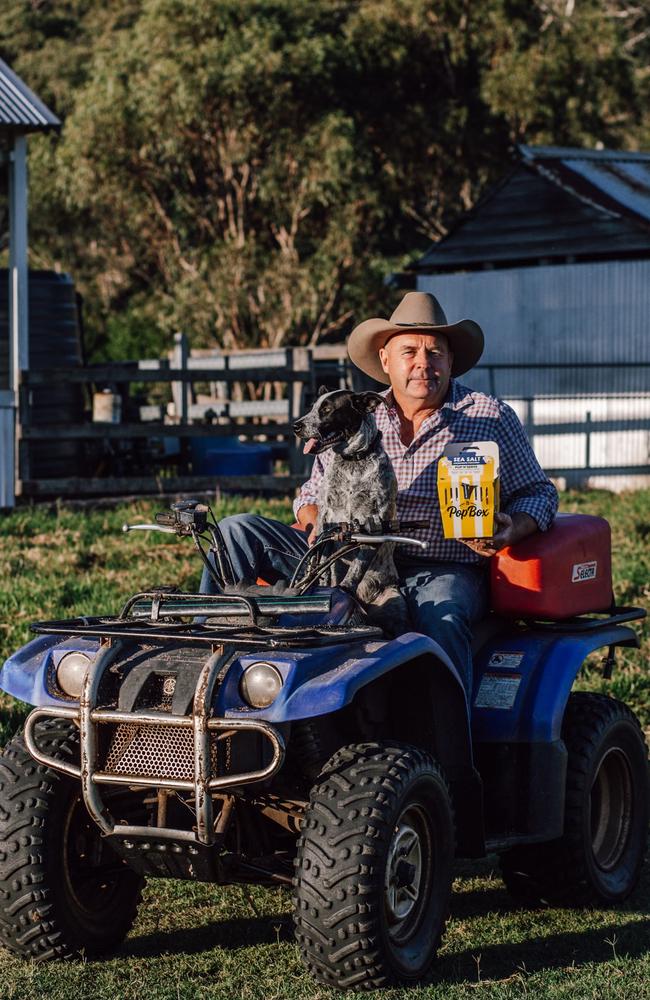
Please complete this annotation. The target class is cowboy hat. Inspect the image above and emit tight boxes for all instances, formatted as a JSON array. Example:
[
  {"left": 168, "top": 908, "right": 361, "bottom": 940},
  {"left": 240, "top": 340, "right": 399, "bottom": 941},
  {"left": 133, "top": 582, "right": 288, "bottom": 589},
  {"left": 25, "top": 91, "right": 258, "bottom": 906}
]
[{"left": 347, "top": 291, "right": 484, "bottom": 384}]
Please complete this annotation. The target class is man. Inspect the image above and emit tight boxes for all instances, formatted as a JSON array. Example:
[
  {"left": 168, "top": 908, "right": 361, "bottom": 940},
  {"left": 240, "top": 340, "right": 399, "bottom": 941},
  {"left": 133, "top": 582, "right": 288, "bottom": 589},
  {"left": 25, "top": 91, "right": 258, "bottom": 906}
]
[{"left": 201, "top": 291, "right": 558, "bottom": 699}]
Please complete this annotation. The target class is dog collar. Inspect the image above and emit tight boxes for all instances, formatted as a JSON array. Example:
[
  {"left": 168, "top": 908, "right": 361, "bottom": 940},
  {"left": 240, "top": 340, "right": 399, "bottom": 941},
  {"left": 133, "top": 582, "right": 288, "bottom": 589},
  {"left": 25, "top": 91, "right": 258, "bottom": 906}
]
[{"left": 339, "top": 430, "right": 382, "bottom": 462}]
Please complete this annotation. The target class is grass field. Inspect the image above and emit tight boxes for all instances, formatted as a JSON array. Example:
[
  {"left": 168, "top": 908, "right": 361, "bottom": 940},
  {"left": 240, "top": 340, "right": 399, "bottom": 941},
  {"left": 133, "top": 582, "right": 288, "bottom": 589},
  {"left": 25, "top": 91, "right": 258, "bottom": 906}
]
[{"left": 0, "top": 490, "right": 647, "bottom": 1000}]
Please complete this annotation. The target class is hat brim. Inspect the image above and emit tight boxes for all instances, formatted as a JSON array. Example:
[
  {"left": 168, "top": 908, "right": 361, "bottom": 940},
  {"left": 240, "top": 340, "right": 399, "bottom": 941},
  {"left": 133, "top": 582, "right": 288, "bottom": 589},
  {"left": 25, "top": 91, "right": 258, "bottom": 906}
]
[{"left": 347, "top": 317, "right": 484, "bottom": 384}]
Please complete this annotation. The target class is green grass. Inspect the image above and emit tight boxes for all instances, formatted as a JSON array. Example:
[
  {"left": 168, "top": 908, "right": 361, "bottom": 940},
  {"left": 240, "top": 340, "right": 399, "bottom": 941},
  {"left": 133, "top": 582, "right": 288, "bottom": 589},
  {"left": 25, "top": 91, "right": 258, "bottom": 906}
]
[
  {"left": 0, "top": 863, "right": 647, "bottom": 1000},
  {"left": 0, "top": 490, "right": 647, "bottom": 999}
]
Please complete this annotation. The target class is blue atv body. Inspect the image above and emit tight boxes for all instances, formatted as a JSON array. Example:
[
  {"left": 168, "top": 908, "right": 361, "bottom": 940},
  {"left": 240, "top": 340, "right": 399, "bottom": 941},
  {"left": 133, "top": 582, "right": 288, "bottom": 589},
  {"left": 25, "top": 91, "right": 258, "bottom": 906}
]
[{"left": 0, "top": 503, "right": 647, "bottom": 990}]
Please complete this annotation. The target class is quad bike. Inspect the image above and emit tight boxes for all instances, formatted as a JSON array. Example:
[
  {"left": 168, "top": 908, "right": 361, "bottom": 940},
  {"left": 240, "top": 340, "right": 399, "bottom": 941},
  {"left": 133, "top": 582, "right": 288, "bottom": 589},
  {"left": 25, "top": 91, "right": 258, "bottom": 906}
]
[{"left": 0, "top": 500, "right": 647, "bottom": 990}]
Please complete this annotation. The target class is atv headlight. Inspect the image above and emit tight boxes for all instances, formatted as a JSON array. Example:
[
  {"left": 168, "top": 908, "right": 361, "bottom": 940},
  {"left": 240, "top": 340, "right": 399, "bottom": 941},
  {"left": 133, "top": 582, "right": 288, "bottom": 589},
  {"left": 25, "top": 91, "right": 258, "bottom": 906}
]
[
  {"left": 240, "top": 662, "right": 283, "bottom": 709},
  {"left": 56, "top": 651, "right": 92, "bottom": 698}
]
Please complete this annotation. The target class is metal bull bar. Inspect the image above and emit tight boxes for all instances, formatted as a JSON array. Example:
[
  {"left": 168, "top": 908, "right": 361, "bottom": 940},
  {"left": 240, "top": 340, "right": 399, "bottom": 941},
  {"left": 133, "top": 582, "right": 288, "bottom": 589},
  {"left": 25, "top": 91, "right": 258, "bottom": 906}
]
[{"left": 24, "top": 641, "right": 286, "bottom": 846}]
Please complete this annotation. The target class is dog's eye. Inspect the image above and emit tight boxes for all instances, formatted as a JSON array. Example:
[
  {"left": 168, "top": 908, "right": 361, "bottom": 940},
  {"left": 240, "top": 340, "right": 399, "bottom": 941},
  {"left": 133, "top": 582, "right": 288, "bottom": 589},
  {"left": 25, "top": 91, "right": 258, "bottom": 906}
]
[{"left": 320, "top": 403, "right": 332, "bottom": 416}]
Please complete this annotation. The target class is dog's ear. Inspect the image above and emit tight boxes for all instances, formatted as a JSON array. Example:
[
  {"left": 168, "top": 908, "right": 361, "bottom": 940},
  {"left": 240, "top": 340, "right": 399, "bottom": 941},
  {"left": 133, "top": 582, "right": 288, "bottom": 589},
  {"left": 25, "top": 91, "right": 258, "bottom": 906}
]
[
  {"left": 317, "top": 385, "right": 329, "bottom": 398},
  {"left": 352, "top": 391, "right": 385, "bottom": 413}
]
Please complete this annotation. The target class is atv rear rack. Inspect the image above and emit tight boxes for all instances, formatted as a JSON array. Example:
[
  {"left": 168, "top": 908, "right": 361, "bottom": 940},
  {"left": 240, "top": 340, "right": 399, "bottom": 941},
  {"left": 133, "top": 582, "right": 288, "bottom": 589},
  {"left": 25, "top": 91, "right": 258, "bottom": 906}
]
[{"left": 522, "top": 605, "right": 646, "bottom": 633}]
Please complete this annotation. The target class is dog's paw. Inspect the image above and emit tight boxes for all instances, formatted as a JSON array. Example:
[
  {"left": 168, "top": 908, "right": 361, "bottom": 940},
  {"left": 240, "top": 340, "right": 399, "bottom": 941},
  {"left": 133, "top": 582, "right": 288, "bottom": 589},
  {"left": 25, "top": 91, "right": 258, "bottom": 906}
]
[{"left": 363, "top": 586, "right": 409, "bottom": 637}]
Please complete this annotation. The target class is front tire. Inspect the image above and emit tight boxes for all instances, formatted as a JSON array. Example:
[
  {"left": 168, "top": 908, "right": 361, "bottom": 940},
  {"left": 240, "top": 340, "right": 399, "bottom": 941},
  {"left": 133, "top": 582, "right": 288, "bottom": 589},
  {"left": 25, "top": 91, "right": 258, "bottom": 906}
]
[
  {"left": 0, "top": 719, "right": 143, "bottom": 960},
  {"left": 500, "top": 693, "right": 649, "bottom": 907},
  {"left": 293, "top": 742, "right": 454, "bottom": 990}
]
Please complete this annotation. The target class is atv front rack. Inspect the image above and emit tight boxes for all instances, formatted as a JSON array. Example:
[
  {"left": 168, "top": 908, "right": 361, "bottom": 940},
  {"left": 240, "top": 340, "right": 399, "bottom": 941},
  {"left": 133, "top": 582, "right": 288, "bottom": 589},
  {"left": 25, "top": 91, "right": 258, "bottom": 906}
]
[
  {"left": 30, "top": 617, "right": 382, "bottom": 648},
  {"left": 24, "top": 642, "right": 286, "bottom": 847},
  {"left": 30, "top": 591, "right": 383, "bottom": 649},
  {"left": 120, "top": 590, "right": 332, "bottom": 625}
]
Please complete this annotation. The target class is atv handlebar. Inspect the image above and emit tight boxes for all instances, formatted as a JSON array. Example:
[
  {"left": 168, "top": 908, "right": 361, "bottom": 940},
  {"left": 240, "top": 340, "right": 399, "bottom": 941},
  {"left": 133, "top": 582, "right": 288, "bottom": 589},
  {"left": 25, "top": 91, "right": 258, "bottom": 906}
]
[
  {"left": 122, "top": 500, "right": 236, "bottom": 590},
  {"left": 123, "top": 506, "right": 431, "bottom": 596},
  {"left": 122, "top": 523, "right": 178, "bottom": 535}
]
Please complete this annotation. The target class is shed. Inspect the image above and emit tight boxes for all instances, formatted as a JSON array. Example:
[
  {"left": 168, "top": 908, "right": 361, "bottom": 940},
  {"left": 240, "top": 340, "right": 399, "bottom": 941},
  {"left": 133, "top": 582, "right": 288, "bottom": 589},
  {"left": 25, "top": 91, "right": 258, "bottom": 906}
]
[
  {"left": 413, "top": 145, "right": 650, "bottom": 488},
  {"left": 0, "top": 57, "right": 60, "bottom": 508}
]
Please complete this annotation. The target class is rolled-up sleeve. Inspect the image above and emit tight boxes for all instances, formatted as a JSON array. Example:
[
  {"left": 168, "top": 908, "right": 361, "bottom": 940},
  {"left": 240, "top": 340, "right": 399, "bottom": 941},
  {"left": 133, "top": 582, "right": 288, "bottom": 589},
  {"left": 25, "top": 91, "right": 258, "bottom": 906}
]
[
  {"left": 498, "top": 402, "right": 558, "bottom": 531},
  {"left": 293, "top": 453, "right": 328, "bottom": 519}
]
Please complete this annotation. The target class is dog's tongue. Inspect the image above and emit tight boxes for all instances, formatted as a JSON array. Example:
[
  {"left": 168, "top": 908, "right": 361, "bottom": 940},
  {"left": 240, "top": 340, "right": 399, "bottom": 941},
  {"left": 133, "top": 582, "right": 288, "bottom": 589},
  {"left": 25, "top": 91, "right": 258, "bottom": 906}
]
[{"left": 303, "top": 438, "right": 318, "bottom": 455}]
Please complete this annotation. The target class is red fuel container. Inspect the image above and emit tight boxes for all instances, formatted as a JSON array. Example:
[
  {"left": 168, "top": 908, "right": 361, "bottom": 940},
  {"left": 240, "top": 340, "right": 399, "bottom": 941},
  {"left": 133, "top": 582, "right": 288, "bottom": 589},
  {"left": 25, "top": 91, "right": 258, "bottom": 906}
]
[{"left": 490, "top": 513, "right": 613, "bottom": 619}]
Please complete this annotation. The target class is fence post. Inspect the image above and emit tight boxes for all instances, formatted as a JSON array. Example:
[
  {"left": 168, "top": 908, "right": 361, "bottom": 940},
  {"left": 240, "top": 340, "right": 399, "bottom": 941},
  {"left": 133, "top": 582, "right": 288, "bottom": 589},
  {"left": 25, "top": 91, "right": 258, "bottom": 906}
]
[
  {"left": 523, "top": 397, "right": 534, "bottom": 442},
  {"left": 0, "top": 390, "right": 15, "bottom": 507},
  {"left": 16, "top": 373, "right": 30, "bottom": 494},
  {"left": 289, "top": 347, "right": 310, "bottom": 475},
  {"left": 171, "top": 332, "right": 189, "bottom": 423},
  {"left": 585, "top": 411, "right": 592, "bottom": 472}
]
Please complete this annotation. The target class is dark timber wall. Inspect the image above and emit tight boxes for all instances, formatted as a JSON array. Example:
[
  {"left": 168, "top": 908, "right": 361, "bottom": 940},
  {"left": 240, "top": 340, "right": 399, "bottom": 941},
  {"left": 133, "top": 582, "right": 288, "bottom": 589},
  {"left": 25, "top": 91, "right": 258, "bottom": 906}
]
[{"left": 0, "top": 270, "right": 84, "bottom": 477}]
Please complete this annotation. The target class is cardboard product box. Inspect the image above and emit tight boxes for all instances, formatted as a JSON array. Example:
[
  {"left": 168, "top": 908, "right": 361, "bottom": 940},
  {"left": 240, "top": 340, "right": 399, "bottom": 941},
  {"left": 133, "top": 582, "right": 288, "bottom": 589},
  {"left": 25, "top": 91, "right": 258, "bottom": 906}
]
[{"left": 437, "top": 442, "right": 500, "bottom": 540}]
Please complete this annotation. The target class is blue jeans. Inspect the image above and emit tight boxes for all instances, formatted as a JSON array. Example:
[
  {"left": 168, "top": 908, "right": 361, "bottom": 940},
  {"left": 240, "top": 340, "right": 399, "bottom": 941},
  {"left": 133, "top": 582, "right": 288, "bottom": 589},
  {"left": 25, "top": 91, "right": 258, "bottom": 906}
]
[{"left": 200, "top": 514, "right": 489, "bottom": 697}]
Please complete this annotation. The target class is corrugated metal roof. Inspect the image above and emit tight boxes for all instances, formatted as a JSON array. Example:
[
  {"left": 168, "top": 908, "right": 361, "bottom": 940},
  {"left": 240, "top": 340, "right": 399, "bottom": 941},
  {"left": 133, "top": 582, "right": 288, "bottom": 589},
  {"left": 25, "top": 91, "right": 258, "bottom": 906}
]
[
  {"left": 416, "top": 145, "right": 650, "bottom": 272},
  {"left": 0, "top": 57, "right": 60, "bottom": 133},
  {"left": 518, "top": 145, "right": 650, "bottom": 163},
  {"left": 519, "top": 144, "right": 650, "bottom": 227}
]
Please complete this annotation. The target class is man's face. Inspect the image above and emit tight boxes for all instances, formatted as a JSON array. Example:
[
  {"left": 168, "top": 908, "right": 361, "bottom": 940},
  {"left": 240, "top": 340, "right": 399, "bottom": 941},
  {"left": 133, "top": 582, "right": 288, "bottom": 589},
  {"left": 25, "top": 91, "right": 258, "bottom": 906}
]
[{"left": 379, "top": 332, "right": 453, "bottom": 407}]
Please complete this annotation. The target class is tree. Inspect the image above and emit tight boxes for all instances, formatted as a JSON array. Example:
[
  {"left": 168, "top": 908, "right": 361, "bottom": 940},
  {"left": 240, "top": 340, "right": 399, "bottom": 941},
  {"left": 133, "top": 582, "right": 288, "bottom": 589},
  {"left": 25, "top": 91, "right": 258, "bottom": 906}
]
[{"left": 1, "top": 0, "right": 648, "bottom": 358}]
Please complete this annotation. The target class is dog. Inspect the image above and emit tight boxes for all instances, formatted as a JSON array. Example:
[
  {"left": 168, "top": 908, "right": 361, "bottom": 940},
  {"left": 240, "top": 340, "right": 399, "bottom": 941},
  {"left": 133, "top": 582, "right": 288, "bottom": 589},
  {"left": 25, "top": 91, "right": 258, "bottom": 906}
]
[{"left": 293, "top": 387, "right": 408, "bottom": 635}]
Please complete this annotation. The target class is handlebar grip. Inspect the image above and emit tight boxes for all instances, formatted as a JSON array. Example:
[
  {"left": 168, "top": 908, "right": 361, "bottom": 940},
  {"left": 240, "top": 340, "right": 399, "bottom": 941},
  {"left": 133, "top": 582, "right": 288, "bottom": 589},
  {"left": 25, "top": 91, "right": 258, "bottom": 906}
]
[
  {"left": 349, "top": 533, "right": 428, "bottom": 549},
  {"left": 122, "top": 523, "right": 178, "bottom": 534}
]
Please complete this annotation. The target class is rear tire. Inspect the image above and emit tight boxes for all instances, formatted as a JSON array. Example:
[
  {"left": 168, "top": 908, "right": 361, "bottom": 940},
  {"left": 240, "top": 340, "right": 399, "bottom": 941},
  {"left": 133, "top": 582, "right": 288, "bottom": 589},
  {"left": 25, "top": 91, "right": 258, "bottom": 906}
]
[
  {"left": 0, "top": 719, "right": 143, "bottom": 960},
  {"left": 500, "top": 693, "right": 649, "bottom": 907},
  {"left": 293, "top": 742, "right": 454, "bottom": 990}
]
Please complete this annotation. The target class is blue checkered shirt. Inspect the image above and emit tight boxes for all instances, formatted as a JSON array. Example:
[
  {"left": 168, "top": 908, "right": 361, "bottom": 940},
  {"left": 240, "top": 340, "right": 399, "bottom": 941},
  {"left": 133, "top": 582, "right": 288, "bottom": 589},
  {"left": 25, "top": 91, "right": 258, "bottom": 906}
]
[{"left": 294, "top": 379, "right": 558, "bottom": 563}]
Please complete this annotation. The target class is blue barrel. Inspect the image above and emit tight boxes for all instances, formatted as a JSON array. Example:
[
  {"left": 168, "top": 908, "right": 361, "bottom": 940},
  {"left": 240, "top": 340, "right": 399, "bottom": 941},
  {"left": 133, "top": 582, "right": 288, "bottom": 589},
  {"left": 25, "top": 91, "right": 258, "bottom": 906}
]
[{"left": 190, "top": 437, "right": 272, "bottom": 476}]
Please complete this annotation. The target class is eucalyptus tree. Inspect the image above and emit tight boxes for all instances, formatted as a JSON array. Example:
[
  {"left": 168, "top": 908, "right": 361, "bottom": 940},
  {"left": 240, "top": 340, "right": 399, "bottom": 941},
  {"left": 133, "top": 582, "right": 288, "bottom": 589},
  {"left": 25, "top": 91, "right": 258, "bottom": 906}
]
[{"left": 1, "top": 0, "right": 647, "bottom": 357}]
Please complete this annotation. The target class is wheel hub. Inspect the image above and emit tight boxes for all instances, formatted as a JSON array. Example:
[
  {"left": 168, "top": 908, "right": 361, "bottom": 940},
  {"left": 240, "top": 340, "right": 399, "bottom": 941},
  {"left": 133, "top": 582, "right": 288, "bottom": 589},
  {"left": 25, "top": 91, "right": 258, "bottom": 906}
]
[
  {"left": 590, "top": 746, "right": 633, "bottom": 871},
  {"left": 384, "top": 811, "right": 424, "bottom": 930}
]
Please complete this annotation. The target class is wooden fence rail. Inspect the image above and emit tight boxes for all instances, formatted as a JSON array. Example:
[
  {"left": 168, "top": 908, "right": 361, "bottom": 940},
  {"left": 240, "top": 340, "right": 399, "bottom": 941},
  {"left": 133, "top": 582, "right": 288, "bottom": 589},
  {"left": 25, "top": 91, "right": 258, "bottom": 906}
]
[
  {"left": 14, "top": 341, "right": 650, "bottom": 500},
  {"left": 16, "top": 337, "right": 348, "bottom": 499}
]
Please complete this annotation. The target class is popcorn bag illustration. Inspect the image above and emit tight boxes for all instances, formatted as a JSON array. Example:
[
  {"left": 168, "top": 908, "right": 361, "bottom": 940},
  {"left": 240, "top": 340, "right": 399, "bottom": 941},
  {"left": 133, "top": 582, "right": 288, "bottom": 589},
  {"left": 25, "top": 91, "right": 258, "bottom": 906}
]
[{"left": 437, "top": 442, "right": 500, "bottom": 540}]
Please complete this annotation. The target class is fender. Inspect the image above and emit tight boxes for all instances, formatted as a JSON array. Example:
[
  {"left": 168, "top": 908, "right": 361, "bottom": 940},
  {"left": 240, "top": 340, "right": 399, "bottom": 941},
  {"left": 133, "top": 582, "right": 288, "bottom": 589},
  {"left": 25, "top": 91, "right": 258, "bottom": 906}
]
[
  {"left": 221, "top": 630, "right": 483, "bottom": 856},
  {"left": 472, "top": 622, "right": 640, "bottom": 743},
  {"left": 0, "top": 634, "right": 100, "bottom": 707},
  {"left": 217, "top": 631, "right": 468, "bottom": 724},
  {"left": 3, "top": 631, "right": 468, "bottom": 728}
]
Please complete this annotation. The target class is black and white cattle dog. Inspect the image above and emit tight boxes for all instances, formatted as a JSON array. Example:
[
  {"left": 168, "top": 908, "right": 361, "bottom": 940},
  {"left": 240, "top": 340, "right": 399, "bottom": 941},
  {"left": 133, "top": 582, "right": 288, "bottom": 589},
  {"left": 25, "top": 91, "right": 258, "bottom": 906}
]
[{"left": 293, "top": 387, "right": 408, "bottom": 635}]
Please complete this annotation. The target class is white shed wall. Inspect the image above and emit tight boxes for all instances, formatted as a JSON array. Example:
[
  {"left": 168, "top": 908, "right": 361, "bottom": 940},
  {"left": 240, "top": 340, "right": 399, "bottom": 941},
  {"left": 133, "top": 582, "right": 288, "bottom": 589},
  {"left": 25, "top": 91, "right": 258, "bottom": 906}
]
[
  {"left": 418, "top": 258, "right": 650, "bottom": 367},
  {"left": 418, "top": 260, "right": 650, "bottom": 486}
]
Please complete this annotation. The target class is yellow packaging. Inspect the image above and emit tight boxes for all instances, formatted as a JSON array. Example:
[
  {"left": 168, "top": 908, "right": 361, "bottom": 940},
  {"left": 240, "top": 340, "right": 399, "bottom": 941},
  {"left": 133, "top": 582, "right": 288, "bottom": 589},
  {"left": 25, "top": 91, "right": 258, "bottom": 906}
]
[{"left": 437, "top": 441, "right": 500, "bottom": 540}]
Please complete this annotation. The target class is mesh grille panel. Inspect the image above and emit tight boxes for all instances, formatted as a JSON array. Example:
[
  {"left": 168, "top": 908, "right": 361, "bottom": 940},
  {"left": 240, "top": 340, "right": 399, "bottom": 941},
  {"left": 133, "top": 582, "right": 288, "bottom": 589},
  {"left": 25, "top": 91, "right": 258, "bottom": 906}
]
[{"left": 102, "top": 723, "right": 219, "bottom": 781}]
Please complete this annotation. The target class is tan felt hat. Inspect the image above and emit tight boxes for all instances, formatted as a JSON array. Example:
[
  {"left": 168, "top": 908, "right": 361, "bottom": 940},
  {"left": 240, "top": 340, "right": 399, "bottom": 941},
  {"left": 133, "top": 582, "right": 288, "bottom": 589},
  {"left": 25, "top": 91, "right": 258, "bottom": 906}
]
[{"left": 347, "top": 291, "right": 484, "bottom": 384}]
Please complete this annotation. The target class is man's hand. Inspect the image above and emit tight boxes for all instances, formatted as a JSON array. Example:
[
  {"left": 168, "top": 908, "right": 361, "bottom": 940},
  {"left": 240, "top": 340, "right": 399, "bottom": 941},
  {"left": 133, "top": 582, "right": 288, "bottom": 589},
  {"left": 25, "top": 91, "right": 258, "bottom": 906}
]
[
  {"left": 296, "top": 503, "right": 319, "bottom": 546},
  {"left": 459, "top": 511, "right": 538, "bottom": 557}
]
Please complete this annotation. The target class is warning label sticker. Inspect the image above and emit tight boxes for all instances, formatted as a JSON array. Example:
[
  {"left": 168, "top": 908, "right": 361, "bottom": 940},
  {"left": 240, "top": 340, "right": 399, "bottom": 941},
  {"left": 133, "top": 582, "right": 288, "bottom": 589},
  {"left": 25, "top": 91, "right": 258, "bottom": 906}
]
[
  {"left": 487, "top": 651, "right": 525, "bottom": 670},
  {"left": 474, "top": 673, "right": 522, "bottom": 710}
]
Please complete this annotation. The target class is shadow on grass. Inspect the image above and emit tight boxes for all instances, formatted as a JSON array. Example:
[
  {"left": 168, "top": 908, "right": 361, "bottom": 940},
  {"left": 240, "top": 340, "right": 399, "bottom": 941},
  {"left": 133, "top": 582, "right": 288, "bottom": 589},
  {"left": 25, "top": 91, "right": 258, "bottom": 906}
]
[
  {"left": 449, "top": 884, "right": 512, "bottom": 919},
  {"left": 434, "top": 917, "right": 650, "bottom": 985},
  {"left": 450, "top": 875, "right": 649, "bottom": 923},
  {"left": 123, "top": 912, "right": 649, "bottom": 984},
  {"left": 123, "top": 913, "right": 294, "bottom": 957},
  {"left": 123, "top": 854, "right": 649, "bottom": 979}
]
